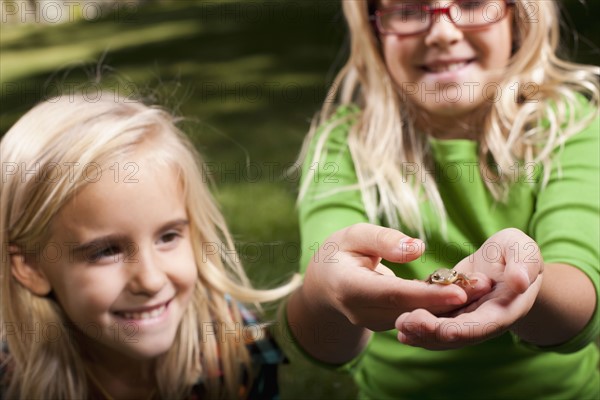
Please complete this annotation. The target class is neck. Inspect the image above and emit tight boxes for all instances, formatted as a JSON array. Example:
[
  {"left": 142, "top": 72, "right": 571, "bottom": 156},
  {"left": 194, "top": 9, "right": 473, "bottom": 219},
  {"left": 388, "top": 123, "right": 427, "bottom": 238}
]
[
  {"left": 85, "top": 361, "right": 157, "bottom": 400},
  {"left": 413, "top": 104, "right": 489, "bottom": 141},
  {"left": 78, "top": 335, "right": 157, "bottom": 399}
]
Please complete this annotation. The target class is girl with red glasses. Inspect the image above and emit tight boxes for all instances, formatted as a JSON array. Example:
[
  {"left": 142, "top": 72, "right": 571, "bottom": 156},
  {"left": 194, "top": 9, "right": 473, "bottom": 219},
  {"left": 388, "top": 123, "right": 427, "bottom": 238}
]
[{"left": 285, "top": 1, "right": 599, "bottom": 398}]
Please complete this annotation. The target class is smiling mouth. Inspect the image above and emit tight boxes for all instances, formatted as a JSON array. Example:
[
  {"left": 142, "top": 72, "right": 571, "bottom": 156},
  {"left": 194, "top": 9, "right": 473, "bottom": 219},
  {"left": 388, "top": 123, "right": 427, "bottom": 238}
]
[
  {"left": 114, "top": 301, "right": 169, "bottom": 320},
  {"left": 422, "top": 60, "right": 472, "bottom": 73}
]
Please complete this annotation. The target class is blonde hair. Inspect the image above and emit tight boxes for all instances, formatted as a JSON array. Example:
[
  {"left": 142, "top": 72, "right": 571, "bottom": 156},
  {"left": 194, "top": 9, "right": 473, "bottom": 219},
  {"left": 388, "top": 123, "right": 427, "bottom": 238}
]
[
  {"left": 0, "top": 93, "right": 300, "bottom": 399},
  {"left": 299, "top": 0, "right": 599, "bottom": 238}
]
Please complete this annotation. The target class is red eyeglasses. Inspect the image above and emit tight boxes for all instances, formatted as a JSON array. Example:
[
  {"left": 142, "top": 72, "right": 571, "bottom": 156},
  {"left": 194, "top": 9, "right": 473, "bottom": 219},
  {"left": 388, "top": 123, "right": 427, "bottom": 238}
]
[{"left": 371, "top": 0, "right": 516, "bottom": 36}]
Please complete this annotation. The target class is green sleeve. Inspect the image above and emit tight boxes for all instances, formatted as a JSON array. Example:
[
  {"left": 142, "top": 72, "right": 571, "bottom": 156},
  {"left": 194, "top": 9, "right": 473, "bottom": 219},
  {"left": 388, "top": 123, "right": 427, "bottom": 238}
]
[
  {"left": 527, "top": 105, "right": 600, "bottom": 353},
  {"left": 298, "top": 106, "right": 371, "bottom": 274}
]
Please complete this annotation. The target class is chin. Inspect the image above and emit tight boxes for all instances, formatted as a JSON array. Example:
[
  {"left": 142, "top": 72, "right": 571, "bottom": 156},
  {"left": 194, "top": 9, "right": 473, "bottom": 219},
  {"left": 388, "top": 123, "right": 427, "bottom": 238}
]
[
  {"left": 122, "top": 343, "right": 173, "bottom": 360},
  {"left": 425, "top": 101, "right": 482, "bottom": 118},
  {"left": 118, "top": 333, "right": 178, "bottom": 360}
]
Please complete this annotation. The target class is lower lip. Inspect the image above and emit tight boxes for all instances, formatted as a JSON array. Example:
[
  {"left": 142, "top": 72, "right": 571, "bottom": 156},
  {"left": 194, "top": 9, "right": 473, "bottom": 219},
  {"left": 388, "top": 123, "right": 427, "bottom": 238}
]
[{"left": 113, "top": 301, "right": 171, "bottom": 328}]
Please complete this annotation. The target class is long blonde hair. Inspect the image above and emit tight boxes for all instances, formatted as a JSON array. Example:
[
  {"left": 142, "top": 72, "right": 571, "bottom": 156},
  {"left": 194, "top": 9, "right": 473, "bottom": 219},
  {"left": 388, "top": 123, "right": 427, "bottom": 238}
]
[
  {"left": 0, "top": 93, "right": 300, "bottom": 399},
  {"left": 299, "top": 0, "right": 599, "bottom": 238}
]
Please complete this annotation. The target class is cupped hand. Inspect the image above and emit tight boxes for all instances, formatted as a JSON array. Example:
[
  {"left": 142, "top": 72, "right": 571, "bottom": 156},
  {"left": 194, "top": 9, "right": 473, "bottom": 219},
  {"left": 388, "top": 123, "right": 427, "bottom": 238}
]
[
  {"left": 396, "top": 228, "right": 543, "bottom": 349},
  {"left": 302, "top": 223, "right": 491, "bottom": 332}
]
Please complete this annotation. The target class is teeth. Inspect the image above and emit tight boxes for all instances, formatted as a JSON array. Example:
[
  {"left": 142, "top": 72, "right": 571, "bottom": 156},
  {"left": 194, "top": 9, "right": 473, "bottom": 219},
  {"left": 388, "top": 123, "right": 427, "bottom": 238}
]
[
  {"left": 427, "top": 62, "right": 467, "bottom": 73},
  {"left": 119, "top": 304, "right": 166, "bottom": 320}
]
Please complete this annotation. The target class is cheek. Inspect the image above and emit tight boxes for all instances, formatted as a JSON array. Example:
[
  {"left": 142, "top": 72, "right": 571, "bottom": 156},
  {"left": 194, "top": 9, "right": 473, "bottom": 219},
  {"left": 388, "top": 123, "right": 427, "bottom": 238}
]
[
  {"left": 177, "top": 263, "right": 198, "bottom": 294},
  {"left": 53, "top": 273, "right": 124, "bottom": 319},
  {"left": 382, "top": 40, "right": 416, "bottom": 81},
  {"left": 172, "top": 244, "right": 199, "bottom": 291},
  {"left": 476, "top": 27, "right": 512, "bottom": 68}
]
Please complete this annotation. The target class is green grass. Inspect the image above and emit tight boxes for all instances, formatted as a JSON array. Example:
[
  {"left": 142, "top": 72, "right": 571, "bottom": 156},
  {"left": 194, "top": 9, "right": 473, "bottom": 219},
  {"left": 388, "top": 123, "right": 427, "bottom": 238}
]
[{"left": 1, "top": 1, "right": 598, "bottom": 398}]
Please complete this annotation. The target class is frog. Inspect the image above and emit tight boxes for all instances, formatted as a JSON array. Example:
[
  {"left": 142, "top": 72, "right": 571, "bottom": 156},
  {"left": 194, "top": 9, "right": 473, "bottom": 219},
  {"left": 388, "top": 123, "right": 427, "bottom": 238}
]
[{"left": 425, "top": 268, "right": 477, "bottom": 288}]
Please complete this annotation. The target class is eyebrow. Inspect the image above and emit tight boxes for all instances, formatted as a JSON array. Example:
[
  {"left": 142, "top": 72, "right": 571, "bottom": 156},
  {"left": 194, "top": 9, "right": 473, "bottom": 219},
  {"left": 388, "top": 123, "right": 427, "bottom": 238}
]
[
  {"left": 155, "top": 218, "right": 190, "bottom": 235},
  {"left": 70, "top": 234, "right": 129, "bottom": 255},
  {"left": 70, "top": 218, "right": 190, "bottom": 255}
]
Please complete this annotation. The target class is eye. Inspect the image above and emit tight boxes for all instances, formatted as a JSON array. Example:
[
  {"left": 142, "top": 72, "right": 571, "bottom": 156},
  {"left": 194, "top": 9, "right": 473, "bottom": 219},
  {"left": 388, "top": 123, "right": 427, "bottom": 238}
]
[
  {"left": 87, "top": 245, "right": 121, "bottom": 264},
  {"left": 390, "top": 5, "right": 425, "bottom": 20},
  {"left": 458, "top": 0, "right": 485, "bottom": 11},
  {"left": 157, "top": 231, "right": 183, "bottom": 249},
  {"left": 432, "top": 273, "right": 440, "bottom": 280},
  {"left": 160, "top": 232, "right": 180, "bottom": 243}
]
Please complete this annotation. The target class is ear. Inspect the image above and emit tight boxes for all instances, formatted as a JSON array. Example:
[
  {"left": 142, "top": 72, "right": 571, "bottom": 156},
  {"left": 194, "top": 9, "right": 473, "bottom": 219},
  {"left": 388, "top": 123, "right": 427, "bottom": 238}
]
[{"left": 9, "top": 245, "right": 52, "bottom": 296}]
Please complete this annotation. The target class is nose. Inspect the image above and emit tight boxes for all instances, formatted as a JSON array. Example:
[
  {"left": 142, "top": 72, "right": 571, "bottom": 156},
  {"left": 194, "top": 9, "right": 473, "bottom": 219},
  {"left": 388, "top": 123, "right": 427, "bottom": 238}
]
[
  {"left": 127, "top": 247, "right": 167, "bottom": 296},
  {"left": 424, "top": 8, "right": 463, "bottom": 48}
]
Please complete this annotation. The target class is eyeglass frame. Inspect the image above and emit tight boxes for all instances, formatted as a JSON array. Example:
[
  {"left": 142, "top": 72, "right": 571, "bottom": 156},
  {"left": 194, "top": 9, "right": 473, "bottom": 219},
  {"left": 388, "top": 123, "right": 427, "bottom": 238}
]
[{"left": 370, "top": 0, "right": 516, "bottom": 37}]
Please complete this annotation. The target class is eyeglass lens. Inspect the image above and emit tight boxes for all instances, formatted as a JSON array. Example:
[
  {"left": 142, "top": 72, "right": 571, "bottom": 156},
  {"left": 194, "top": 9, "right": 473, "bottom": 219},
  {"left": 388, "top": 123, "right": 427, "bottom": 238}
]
[{"left": 380, "top": 1, "right": 509, "bottom": 35}]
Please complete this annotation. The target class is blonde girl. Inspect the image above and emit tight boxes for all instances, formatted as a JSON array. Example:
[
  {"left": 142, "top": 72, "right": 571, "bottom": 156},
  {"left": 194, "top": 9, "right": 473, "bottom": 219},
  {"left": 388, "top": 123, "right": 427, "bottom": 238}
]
[
  {"left": 0, "top": 93, "right": 300, "bottom": 399},
  {"left": 287, "top": 0, "right": 599, "bottom": 398}
]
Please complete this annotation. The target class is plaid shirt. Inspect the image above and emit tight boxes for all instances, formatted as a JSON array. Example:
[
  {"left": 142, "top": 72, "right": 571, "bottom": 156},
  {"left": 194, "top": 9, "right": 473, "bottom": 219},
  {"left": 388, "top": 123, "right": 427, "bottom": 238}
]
[
  {"left": 239, "top": 304, "right": 285, "bottom": 400},
  {"left": 190, "top": 302, "right": 286, "bottom": 400}
]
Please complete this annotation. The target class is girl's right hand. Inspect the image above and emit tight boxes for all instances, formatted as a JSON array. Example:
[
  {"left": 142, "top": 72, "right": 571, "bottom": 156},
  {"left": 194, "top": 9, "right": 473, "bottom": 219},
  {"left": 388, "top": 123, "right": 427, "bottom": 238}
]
[{"left": 301, "top": 223, "right": 491, "bottom": 332}]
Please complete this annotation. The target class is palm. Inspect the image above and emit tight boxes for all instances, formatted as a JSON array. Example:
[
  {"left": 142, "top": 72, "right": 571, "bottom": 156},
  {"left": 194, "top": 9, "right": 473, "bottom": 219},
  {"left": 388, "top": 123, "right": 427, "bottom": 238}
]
[{"left": 395, "top": 228, "right": 543, "bottom": 350}]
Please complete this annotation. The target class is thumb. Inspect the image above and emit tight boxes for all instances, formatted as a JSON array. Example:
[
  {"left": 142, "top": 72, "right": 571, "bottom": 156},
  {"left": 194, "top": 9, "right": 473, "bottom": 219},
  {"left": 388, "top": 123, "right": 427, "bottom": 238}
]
[
  {"left": 482, "top": 229, "right": 543, "bottom": 294},
  {"left": 504, "top": 239, "right": 543, "bottom": 294},
  {"left": 330, "top": 223, "right": 424, "bottom": 265}
]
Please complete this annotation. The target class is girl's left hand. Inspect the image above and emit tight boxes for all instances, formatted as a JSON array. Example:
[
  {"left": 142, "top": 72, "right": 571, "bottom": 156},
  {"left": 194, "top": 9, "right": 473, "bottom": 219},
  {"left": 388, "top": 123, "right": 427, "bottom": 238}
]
[{"left": 395, "top": 228, "right": 543, "bottom": 350}]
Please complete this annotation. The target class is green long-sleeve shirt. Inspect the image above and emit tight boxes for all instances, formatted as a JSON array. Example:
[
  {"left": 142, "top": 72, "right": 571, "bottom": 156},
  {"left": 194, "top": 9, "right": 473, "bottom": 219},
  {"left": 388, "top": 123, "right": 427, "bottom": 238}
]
[{"left": 297, "top": 104, "right": 599, "bottom": 399}]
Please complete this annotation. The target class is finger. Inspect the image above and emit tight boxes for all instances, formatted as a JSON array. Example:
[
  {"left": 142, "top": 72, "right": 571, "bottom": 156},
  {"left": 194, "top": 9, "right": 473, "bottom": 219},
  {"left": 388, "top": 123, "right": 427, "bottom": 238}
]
[
  {"left": 446, "top": 256, "right": 495, "bottom": 305},
  {"left": 431, "top": 272, "right": 493, "bottom": 317},
  {"left": 458, "top": 271, "right": 493, "bottom": 301},
  {"left": 396, "top": 303, "right": 509, "bottom": 350},
  {"left": 373, "top": 263, "right": 396, "bottom": 277},
  {"left": 332, "top": 223, "right": 425, "bottom": 264},
  {"left": 352, "top": 274, "right": 468, "bottom": 311},
  {"left": 396, "top": 309, "right": 439, "bottom": 347},
  {"left": 502, "top": 236, "right": 543, "bottom": 294},
  {"left": 394, "top": 309, "right": 482, "bottom": 350}
]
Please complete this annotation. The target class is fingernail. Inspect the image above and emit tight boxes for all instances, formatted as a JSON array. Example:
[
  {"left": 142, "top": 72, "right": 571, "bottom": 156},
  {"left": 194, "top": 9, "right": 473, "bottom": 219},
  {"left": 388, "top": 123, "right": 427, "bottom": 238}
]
[
  {"left": 398, "top": 332, "right": 412, "bottom": 344},
  {"left": 399, "top": 238, "right": 422, "bottom": 252},
  {"left": 402, "top": 323, "right": 421, "bottom": 337}
]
